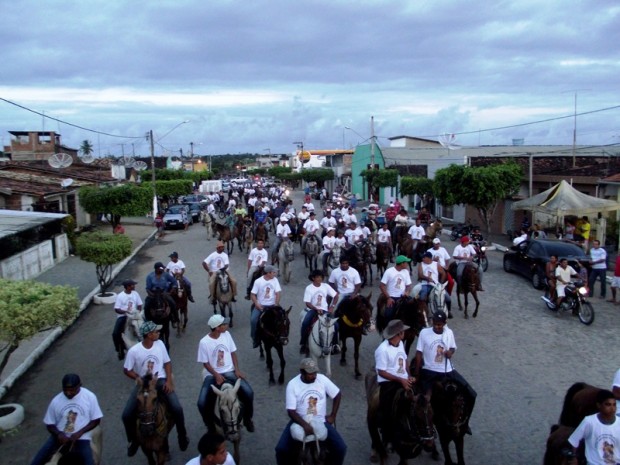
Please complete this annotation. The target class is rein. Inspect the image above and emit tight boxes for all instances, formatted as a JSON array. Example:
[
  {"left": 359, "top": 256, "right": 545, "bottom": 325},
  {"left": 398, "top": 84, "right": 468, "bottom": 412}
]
[{"left": 138, "top": 390, "right": 168, "bottom": 438}]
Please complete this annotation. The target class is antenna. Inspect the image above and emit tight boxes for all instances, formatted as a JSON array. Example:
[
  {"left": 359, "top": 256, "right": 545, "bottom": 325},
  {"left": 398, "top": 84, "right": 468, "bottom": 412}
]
[
  {"left": 438, "top": 133, "right": 461, "bottom": 151},
  {"left": 48, "top": 153, "right": 74, "bottom": 168},
  {"left": 80, "top": 154, "right": 95, "bottom": 164},
  {"left": 61, "top": 178, "right": 74, "bottom": 188},
  {"left": 122, "top": 156, "right": 136, "bottom": 168},
  {"left": 133, "top": 161, "right": 148, "bottom": 171}
]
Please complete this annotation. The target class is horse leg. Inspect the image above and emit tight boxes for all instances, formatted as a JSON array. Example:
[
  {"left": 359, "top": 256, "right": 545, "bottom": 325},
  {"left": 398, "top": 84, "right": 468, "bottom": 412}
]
[
  {"left": 266, "top": 345, "right": 276, "bottom": 385},
  {"left": 232, "top": 439, "right": 241, "bottom": 465},
  {"left": 353, "top": 335, "right": 362, "bottom": 379},
  {"left": 339, "top": 334, "right": 347, "bottom": 366},
  {"left": 276, "top": 344, "right": 286, "bottom": 385},
  {"left": 228, "top": 302, "right": 234, "bottom": 328},
  {"left": 454, "top": 433, "right": 466, "bottom": 465},
  {"left": 438, "top": 430, "right": 456, "bottom": 465},
  {"left": 464, "top": 292, "right": 469, "bottom": 319},
  {"left": 472, "top": 290, "right": 480, "bottom": 318}
]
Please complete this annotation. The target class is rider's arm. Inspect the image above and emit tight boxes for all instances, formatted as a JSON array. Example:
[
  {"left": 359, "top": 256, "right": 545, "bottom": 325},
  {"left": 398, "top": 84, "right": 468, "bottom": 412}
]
[
  {"left": 275, "top": 291, "right": 281, "bottom": 306},
  {"left": 202, "top": 261, "right": 211, "bottom": 273},
  {"left": 326, "top": 391, "right": 342, "bottom": 424},
  {"left": 379, "top": 282, "right": 389, "bottom": 300},
  {"left": 414, "top": 350, "right": 423, "bottom": 379}
]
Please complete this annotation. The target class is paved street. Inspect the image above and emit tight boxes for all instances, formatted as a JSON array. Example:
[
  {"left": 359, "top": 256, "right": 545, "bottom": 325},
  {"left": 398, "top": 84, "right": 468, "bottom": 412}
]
[{"left": 1, "top": 192, "right": 618, "bottom": 465}]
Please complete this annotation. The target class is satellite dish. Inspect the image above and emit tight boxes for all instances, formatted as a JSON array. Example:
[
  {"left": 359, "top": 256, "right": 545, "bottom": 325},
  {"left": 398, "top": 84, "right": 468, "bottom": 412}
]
[
  {"left": 61, "top": 178, "right": 74, "bottom": 188},
  {"left": 438, "top": 133, "right": 461, "bottom": 150},
  {"left": 80, "top": 154, "right": 95, "bottom": 164},
  {"left": 48, "top": 153, "right": 74, "bottom": 168},
  {"left": 122, "top": 156, "right": 136, "bottom": 168},
  {"left": 133, "top": 161, "right": 148, "bottom": 171}
]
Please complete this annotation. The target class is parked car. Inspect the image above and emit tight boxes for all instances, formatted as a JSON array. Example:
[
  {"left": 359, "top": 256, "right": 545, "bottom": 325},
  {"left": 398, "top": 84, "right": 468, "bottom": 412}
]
[
  {"left": 503, "top": 239, "right": 588, "bottom": 289},
  {"left": 182, "top": 194, "right": 206, "bottom": 204},
  {"left": 163, "top": 204, "right": 191, "bottom": 230},
  {"left": 187, "top": 203, "right": 202, "bottom": 222}
]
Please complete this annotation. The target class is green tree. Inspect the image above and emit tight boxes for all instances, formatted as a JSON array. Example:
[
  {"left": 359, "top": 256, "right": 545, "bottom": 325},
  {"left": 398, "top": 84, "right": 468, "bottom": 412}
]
[
  {"left": 400, "top": 176, "right": 434, "bottom": 197},
  {"left": 145, "top": 179, "right": 193, "bottom": 205},
  {"left": 361, "top": 168, "right": 399, "bottom": 202},
  {"left": 76, "top": 232, "right": 132, "bottom": 296},
  {"left": 80, "top": 140, "right": 94, "bottom": 156},
  {"left": 300, "top": 168, "right": 334, "bottom": 184},
  {"left": 0, "top": 280, "right": 79, "bottom": 378},
  {"left": 80, "top": 184, "right": 152, "bottom": 230},
  {"left": 434, "top": 162, "right": 522, "bottom": 233},
  {"left": 268, "top": 166, "right": 293, "bottom": 179}
]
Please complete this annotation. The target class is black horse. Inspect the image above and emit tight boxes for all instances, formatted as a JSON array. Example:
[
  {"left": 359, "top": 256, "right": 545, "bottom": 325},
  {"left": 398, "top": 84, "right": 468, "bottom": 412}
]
[
  {"left": 336, "top": 293, "right": 373, "bottom": 379},
  {"left": 144, "top": 289, "right": 176, "bottom": 351},
  {"left": 257, "top": 305, "right": 291, "bottom": 385},
  {"left": 375, "top": 296, "right": 426, "bottom": 354}
]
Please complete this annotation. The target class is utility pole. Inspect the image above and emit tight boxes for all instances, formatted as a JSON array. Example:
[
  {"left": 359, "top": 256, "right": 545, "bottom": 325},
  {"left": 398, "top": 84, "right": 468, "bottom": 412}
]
[
  {"left": 572, "top": 92, "right": 577, "bottom": 168},
  {"left": 370, "top": 115, "right": 375, "bottom": 168},
  {"left": 149, "top": 130, "right": 157, "bottom": 216}
]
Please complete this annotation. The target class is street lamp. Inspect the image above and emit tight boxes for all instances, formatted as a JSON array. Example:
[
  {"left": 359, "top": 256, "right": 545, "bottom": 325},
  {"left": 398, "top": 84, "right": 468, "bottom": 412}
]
[
  {"left": 190, "top": 142, "right": 203, "bottom": 172},
  {"left": 344, "top": 126, "right": 365, "bottom": 145}
]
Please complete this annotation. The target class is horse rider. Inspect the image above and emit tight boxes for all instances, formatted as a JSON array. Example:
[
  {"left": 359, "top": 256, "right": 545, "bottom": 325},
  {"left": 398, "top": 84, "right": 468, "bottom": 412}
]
[
  {"left": 321, "top": 227, "right": 337, "bottom": 274},
  {"left": 407, "top": 218, "right": 426, "bottom": 251},
  {"left": 246, "top": 239, "right": 269, "bottom": 300},
  {"left": 342, "top": 207, "right": 357, "bottom": 225},
  {"left": 186, "top": 432, "right": 235, "bottom": 465},
  {"left": 300, "top": 269, "right": 340, "bottom": 355},
  {"left": 452, "top": 236, "right": 484, "bottom": 291},
  {"left": 320, "top": 209, "right": 337, "bottom": 238},
  {"left": 377, "top": 222, "right": 394, "bottom": 263},
  {"left": 417, "top": 207, "right": 432, "bottom": 229},
  {"left": 206, "top": 200, "right": 216, "bottom": 222},
  {"left": 297, "top": 205, "right": 310, "bottom": 225},
  {"left": 29, "top": 374, "right": 103, "bottom": 465},
  {"left": 113, "top": 279, "right": 143, "bottom": 360},
  {"left": 122, "top": 321, "right": 190, "bottom": 457},
  {"left": 272, "top": 215, "right": 292, "bottom": 265},
  {"left": 374, "top": 319, "right": 415, "bottom": 445},
  {"left": 253, "top": 204, "right": 268, "bottom": 233},
  {"left": 412, "top": 252, "right": 452, "bottom": 315},
  {"left": 197, "top": 315, "right": 255, "bottom": 433},
  {"left": 344, "top": 220, "right": 364, "bottom": 248},
  {"left": 165, "top": 251, "right": 195, "bottom": 302},
  {"left": 145, "top": 261, "right": 178, "bottom": 324},
  {"left": 414, "top": 310, "right": 476, "bottom": 435},
  {"left": 379, "top": 255, "right": 413, "bottom": 321},
  {"left": 250, "top": 265, "right": 281, "bottom": 348},
  {"left": 275, "top": 358, "right": 347, "bottom": 465},
  {"left": 392, "top": 209, "right": 410, "bottom": 247},
  {"left": 203, "top": 241, "right": 238, "bottom": 305},
  {"left": 301, "top": 211, "right": 321, "bottom": 251}
]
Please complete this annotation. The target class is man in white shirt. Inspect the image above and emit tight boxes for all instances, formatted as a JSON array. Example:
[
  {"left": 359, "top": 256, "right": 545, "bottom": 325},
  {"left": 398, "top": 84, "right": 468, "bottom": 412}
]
[
  {"left": 272, "top": 217, "right": 292, "bottom": 264},
  {"left": 329, "top": 256, "right": 362, "bottom": 302},
  {"left": 322, "top": 228, "right": 337, "bottom": 274},
  {"left": 196, "top": 315, "right": 254, "bottom": 433},
  {"left": 297, "top": 205, "right": 310, "bottom": 224},
  {"left": 275, "top": 359, "right": 347, "bottom": 465},
  {"left": 113, "top": 279, "right": 143, "bottom": 360},
  {"left": 428, "top": 238, "right": 451, "bottom": 268},
  {"left": 302, "top": 211, "right": 321, "bottom": 251},
  {"left": 165, "top": 251, "right": 195, "bottom": 302},
  {"left": 300, "top": 269, "right": 339, "bottom": 353},
  {"left": 185, "top": 432, "right": 236, "bottom": 465},
  {"left": 30, "top": 374, "right": 103, "bottom": 465},
  {"left": 203, "top": 241, "right": 238, "bottom": 304},
  {"left": 555, "top": 258, "right": 579, "bottom": 309},
  {"left": 512, "top": 229, "right": 528, "bottom": 246},
  {"left": 379, "top": 255, "right": 413, "bottom": 320},
  {"left": 320, "top": 209, "right": 337, "bottom": 236},
  {"left": 246, "top": 239, "right": 269, "bottom": 300},
  {"left": 250, "top": 265, "right": 281, "bottom": 348},
  {"left": 587, "top": 239, "right": 608, "bottom": 299},
  {"left": 407, "top": 218, "right": 426, "bottom": 250},
  {"left": 452, "top": 236, "right": 484, "bottom": 291},
  {"left": 344, "top": 221, "right": 364, "bottom": 247},
  {"left": 376, "top": 223, "right": 394, "bottom": 262},
  {"left": 342, "top": 207, "right": 357, "bottom": 226}
]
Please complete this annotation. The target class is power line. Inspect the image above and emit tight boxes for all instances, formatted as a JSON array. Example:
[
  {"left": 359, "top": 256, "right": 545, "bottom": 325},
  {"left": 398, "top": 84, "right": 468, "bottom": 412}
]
[{"left": 0, "top": 97, "right": 144, "bottom": 139}]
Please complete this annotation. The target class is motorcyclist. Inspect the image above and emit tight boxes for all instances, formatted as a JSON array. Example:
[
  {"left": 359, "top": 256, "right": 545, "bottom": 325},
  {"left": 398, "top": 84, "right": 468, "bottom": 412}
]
[{"left": 555, "top": 258, "right": 579, "bottom": 310}]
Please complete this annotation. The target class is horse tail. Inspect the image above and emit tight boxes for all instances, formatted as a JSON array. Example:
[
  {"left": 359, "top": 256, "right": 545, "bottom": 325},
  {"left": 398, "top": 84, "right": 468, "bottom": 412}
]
[{"left": 559, "top": 382, "right": 587, "bottom": 426}]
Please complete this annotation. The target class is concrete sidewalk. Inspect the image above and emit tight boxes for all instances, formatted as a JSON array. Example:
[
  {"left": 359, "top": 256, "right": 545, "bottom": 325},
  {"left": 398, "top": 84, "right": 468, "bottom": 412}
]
[{"left": 0, "top": 219, "right": 156, "bottom": 399}]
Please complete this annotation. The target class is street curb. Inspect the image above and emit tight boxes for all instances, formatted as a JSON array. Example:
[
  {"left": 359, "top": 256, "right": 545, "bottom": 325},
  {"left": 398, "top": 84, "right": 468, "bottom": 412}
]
[{"left": 0, "top": 230, "right": 157, "bottom": 401}]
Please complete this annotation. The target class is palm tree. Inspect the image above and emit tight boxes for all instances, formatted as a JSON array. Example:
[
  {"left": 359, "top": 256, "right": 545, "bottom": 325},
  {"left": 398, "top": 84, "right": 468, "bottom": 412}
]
[{"left": 80, "top": 140, "right": 94, "bottom": 156}]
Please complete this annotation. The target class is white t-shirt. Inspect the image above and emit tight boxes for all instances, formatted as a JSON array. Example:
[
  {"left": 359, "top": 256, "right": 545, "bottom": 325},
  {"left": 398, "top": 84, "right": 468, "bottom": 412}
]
[
  {"left": 303, "top": 202, "right": 315, "bottom": 212},
  {"left": 556, "top": 265, "right": 577, "bottom": 283},
  {"left": 375, "top": 339, "right": 408, "bottom": 383},
  {"left": 513, "top": 234, "right": 528, "bottom": 246},
  {"left": 248, "top": 248, "right": 268, "bottom": 267},
  {"left": 568, "top": 413, "right": 620, "bottom": 465},
  {"left": 197, "top": 331, "right": 237, "bottom": 375},
  {"left": 286, "top": 374, "right": 340, "bottom": 423},
  {"left": 124, "top": 340, "right": 171, "bottom": 379},
  {"left": 43, "top": 388, "right": 103, "bottom": 441},
  {"left": 343, "top": 213, "right": 358, "bottom": 224},
  {"left": 416, "top": 326, "right": 456, "bottom": 373},
  {"left": 204, "top": 252, "right": 230, "bottom": 271},
  {"left": 344, "top": 228, "right": 364, "bottom": 244},
  {"left": 334, "top": 236, "right": 347, "bottom": 248},
  {"left": 251, "top": 276, "right": 281, "bottom": 305},
  {"left": 381, "top": 267, "right": 412, "bottom": 298},
  {"left": 303, "top": 219, "right": 320, "bottom": 235},
  {"left": 329, "top": 267, "right": 361, "bottom": 296},
  {"left": 419, "top": 261, "right": 439, "bottom": 284},
  {"left": 114, "top": 290, "right": 143, "bottom": 317},
  {"left": 276, "top": 223, "right": 291, "bottom": 238},
  {"left": 304, "top": 283, "right": 338, "bottom": 311},
  {"left": 453, "top": 244, "right": 477, "bottom": 263},
  {"left": 377, "top": 229, "right": 391, "bottom": 243},
  {"left": 320, "top": 216, "right": 337, "bottom": 230},
  {"left": 185, "top": 452, "right": 236, "bottom": 465},
  {"left": 591, "top": 247, "right": 608, "bottom": 270},
  {"left": 428, "top": 247, "right": 451, "bottom": 268},
  {"left": 322, "top": 235, "right": 336, "bottom": 254},
  {"left": 298, "top": 211, "right": 310, "bottom": 223},
  {"left": 166, "top": 259, "right": 186, "bottom": 275},
  {"left": 408, "top": 225, "right": 425, "bottom": 240}
]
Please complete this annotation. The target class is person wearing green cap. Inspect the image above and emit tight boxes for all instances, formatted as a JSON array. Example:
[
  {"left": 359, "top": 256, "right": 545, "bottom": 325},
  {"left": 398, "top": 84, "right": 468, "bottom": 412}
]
[{"left": 379, "top": 255, "right": 413, "bottom": 321}]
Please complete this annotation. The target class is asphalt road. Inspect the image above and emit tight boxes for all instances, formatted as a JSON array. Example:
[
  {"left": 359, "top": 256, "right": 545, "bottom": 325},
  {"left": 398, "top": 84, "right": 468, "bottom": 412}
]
[{"left": 1, "top": 190, "right": 618, "bottom": 465}]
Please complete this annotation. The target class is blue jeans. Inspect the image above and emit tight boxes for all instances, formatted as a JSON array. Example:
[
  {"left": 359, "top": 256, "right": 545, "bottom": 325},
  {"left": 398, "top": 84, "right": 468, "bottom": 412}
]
[
  {"left": 251, "top": 305, "right": 262, "bottom": 345},
  {"left": 197, "top": 371, "right": 254, "bottom": 428},
  {"left": 300, "top": 309, "right": 338, "bottom": 347},
  {"left": 275, "top": 420, "right": 347, "bottom": 465},
  {"left": 30, "top": 436, "right": 94, "bottom": 465},
  {"left": 588, "top": 268, "right": 607, "bottom": 298},
  {"left": 418, "top": 284, "right": 452, "bottom": 310},
  {"left": 112, "top": 316, "right": 127, "bottom": 353},
  {"left": 122, "top": 378, "right": 187, "bottom": 443}
]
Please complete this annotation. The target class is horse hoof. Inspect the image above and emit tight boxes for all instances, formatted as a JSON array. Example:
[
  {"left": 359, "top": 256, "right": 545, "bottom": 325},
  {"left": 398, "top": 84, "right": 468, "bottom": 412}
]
[
  {"left": 229, "top": 321, "right": 234, "bottom": 328},
  {"left": 340, "top": 360, "right": 347, "bottom": 366},
  {"left": 464, "top": 313, "right": 469, "bottom": 319},
  {"left": 355, "top": 372, "right": 362, "bottom": 380},
  {"left": 473, "top": 311, "right": 478, "bottom": 318},
  {"left": 431, "top": 449, "right": 439, "bottom": 461},
  {"left": 269, "top": 379, "right": 276, "bottom": 386},
  {"left": 278, "top": 376, "right": 284, "bottom": 385},
  {"left": 370, "top": 452, "right": 379, "bottom": 463}
]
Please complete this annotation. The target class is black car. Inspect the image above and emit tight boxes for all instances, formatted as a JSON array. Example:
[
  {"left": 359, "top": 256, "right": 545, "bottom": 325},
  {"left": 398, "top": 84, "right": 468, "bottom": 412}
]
[
  {"left": 187, "top": 203, "right": 202, "bottom": 222},
  {"left": 503, "top": 239, "right": 587, "bottom": 289}
]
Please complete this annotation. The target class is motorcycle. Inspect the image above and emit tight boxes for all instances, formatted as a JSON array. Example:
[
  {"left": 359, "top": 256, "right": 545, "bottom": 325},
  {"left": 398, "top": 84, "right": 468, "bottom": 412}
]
[
  {"left": 472, "top": 240, "right": 489, "bottom": 272},
  {"left": 450, "top": 223, "right": 477, "bottom": 241},
  {"left": 540, "top": 280, "right": 594, "bottom": 325}
]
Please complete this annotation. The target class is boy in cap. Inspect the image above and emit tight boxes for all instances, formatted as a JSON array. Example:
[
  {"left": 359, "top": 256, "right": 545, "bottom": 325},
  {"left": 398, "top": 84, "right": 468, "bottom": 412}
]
[
  {"left": 250, "top": 265, "right": 281, "bottom": 348},
  {"left": 197, "top": 315, "right": 254, "bottom": 433},
  {"left": 379, "top": 256, "right": 413, "bottom": 321},
  {"left": 30, "top": 374, "right": 103, "bottom": 465},
  {"left": 145, "top": 261, "right": 178, "bottom": 321},
  {"left": 374, "top": 319, "right": 414, "bottom": 443},
  {"left": 203, "top": 241, "right": 238, "bottom": 304},
  {"left": 275, "top": 358, "right": 347, "bottom": 465},
  {"left": 122, "top": 321, "right": 189, "bottom": 456},
  {"left": 452, "top": 236, "right": 484, "bottom": 291},
  {"left": 113, "top": 278, "right": 143, "bottom": 360},
  {"left": 272, "top": 216, "right": 292, "bottom": 264},
  {"left": 300, "top": 269, "right": 340, "bottom": 354},
  {"left": 165, "top": 251, "right": 194, "bottom": 302},
  {"left": 185, "top": 431, "right": 236, "bottom": 465}
]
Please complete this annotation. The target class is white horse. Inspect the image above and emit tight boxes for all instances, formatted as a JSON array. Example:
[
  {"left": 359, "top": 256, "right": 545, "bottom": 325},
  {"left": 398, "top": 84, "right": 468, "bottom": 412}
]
[
  {"left": 121, "top": 309, "right": 144, "bottom": 350},
  {"left": 46, "top": 425, "right": 103, "bottom": 465},
  {"left": 201, "top": 211, "right": 214, "bottom": 240},
  {"left": 412, "top": 280, "right": 449, "bottom": 326},
  {"left": 327, "top": 243, "right": 342, "bottom": 273},
  {"left": 304, "top": 312, "right": 339, "bottom": 378},
  {"left": 212, "top": 379, "right": 242, "bottom": 465},
  {"left": 303, "top": 234, "right": 320, "bottom": 272},
  {"left": 278, "top": 237, "right": 295, "bottom": 283}
]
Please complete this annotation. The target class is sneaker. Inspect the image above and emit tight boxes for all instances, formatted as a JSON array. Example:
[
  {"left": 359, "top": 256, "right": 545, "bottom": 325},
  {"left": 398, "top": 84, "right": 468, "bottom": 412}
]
[
  {"left": 188, "top": 295, "right": 195, "bottom": 303},
  {"left": 244, "top": 419, "right": 255, "bottom": 432},
  {"left": 178, "top": 436, "right": 190, "bottom": 451},
  {"left": 127, "top": 441, "right": 140, "bottom": 457}
]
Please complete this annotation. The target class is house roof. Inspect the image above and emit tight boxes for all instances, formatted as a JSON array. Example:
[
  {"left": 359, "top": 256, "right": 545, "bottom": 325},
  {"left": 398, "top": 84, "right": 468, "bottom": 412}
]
[
  {"left": 8, "top": 131, "right": 61, "bottom": 137},
  {"left": 0, "top": 161, "right": 116, "bottom": 183},
  {"left": 0, "top": 209, "right": 68, "bottom": 239}
]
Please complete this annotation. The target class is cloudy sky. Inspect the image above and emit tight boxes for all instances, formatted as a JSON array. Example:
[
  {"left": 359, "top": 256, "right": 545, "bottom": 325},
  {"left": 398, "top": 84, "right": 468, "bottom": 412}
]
[{"left": 1, "top": 0, "right": 619, "bottom": 157}]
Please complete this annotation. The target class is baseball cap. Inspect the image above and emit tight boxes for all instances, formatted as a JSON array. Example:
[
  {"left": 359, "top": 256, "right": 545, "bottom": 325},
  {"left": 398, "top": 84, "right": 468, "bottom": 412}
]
[
  {"left": 169, "top": 251, "right": 178, "bottom": 258},
  {"left": 264, "top": 265, "right": 278, "bottom": 273},
  {"left": 395, "top": 255, "right": 411, "bottom": 264},
  {"left": 432, "top": 238, "right": 441, "bottom": 244},
  {"left": 300, "top": 358, "right": 319, "bottom": 373},
  {"left": 422, "top": 252, "right": 433, "bottom": 259},
  {"left": 208, "top": 314, "right": 230, "bottom": 329},
  {"left": 460, "top": 236, "right": 470, "bottom": 243},
  {"left": 327, "top": 227, "right": 335, "bottom": 232},
  {"left": 62, "top": 373, "right": 81, "bottom": 388},
  {"left": 140, "top": 321, "right": 163, "bottom": 336},
  {"left": 122, "top": 279, "right": 138, "bottom": 287},
  {"left": 309, "top": 211, "right": 316, "bottom": 216},
  {"left": 154, "top": 262, "right": 165, "bottom": 270},
  {"left": 432, "top": 311, "right": 447, "bottom": 323}
]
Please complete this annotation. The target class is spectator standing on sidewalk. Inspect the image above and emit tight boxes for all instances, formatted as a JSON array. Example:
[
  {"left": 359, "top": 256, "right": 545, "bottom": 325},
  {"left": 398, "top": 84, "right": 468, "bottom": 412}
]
[
  {"left": 587, "top": 239, "right": 608, "bottom": 299},
  {"left": 607, "top": 255, "right": 620, "bottom": 304}
]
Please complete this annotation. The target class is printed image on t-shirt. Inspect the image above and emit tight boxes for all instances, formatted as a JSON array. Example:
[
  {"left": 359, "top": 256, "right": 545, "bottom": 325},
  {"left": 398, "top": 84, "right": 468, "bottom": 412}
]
[
  {"left": 316, "top": 295, "right": 323, "bottom": 306},
  {"left": 63, "top": 410, "right": 77, "bottom": 433},
  {"left": 216, "top": 258, "right": 222, "bottom": 268},
  {"left": 306, "top": 396, "right": 318, "bottom": 416},
  {"left": 602, "top": 440, "right": 615, "bottom": 464},
  {"left": 397, "top": 357, "right": 405, "bottom": 374},
  {"left": 217, "top": 350, "right": 225, "bottom": 367},
  {"left": 147, "top": 360, "right": 155, "bottom": 374},
  {"left": 341, "top": 277, "right": 349, "bottom": 289},
  {"left": 265, "top": 287, "right": 271, "bottom": 299},
  {"left": 434, "top": 345, "right": 445, "bottom": 363},
  {"left": 396, "top": 277, "right": 402, "bottom": 289}
]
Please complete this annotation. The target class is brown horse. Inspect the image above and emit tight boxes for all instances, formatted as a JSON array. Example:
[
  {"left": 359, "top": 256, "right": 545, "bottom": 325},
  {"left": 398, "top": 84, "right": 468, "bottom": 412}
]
[
  {"left": 136, "top": 374, "right": 174, "bottom": 465},
  {"left": 171, "top": 274, "right": 188, "bottom": 337},
  {"left": 375, "top": 243, "right": 390, "bottom": 279},
  {"left": 242, "top": 224, "right": 254, "bottom": 253},
  {"left": 254, "top": 222, "right": 269, "bottom": 247},
  {"left": 214, "top": 223, "right": 235, "bottom": 254},
  {"left": 448, "top": 262, "right": 480, "bottom": 318},
  {"left": 558, "top": 382, "right": 602, "bottom": 428},
  {"left": 336, "top": 293, "right": 373, "bottom": 379},
  {"left": 426, "top": 219, "right": 443, "bottom": 239},
  {"left": 375, "top": 296, "right": 426, "bottom": 354},
  {"left": 543, "top": 424, "right": 578, "bottom": 465}
]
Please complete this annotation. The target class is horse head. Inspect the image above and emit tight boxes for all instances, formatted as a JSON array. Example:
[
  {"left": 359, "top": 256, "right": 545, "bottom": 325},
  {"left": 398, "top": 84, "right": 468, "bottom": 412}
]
[
  {"left": 316, "top": 314, "right": 338, "bottom": 356},
  {"left": 211, "top": 379, "right": 242, "bottom": 441},
  {"left": 136, "top": 373, "right": 161, "bottom": 437},
  {"left": 429, "top": 281, "right": 448, "bottom": 313},
  {"left": 436, "top": 378, "right": 469, "bottom": 436},
  {"left": 216, "top": 269, "right": 231, "bottom": 294},
  {"left": 282, "top": 238, "right": 295, "bottom": 262},
  {"left": 261, "top": 305, "right": 291, "bottom": 346},
  {"left": 173, "top": 274, "right": 185, "bottom": 297},
  {"left": 340, "top": 293, "right": 373, "bottom": 329},
  {"left": 410, "top": 390, "right": 436, "bottom": 451}
]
